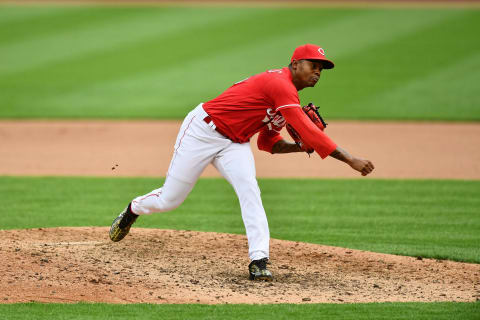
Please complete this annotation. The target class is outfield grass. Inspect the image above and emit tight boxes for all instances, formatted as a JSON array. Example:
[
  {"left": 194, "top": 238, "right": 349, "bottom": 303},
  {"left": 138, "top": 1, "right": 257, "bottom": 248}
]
[
  {"left": 1, "top": 302, "right": 479, "bottom": 320},
  {"left": 0, "top": 5, "right": 479, "bottom": 120},
  {"left": 1, "top": 177, "right": 479, "bottom": 263}
]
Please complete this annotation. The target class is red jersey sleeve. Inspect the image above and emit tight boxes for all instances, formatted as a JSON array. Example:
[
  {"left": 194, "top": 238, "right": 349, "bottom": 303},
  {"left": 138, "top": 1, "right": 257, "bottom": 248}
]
[
  {"left": 257, "top": 127, "right": 284, "bottom": 154},
  {"left": 263, "top": 77, "right": 301, "bottom": 112},
  {"left": 280, "top": 107, "right": 337, "bottom": 159}
]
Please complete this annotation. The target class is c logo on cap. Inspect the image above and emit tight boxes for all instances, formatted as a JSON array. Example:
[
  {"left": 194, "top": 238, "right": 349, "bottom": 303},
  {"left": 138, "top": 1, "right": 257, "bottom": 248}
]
[{"left": 318, "top": 48, "right": 325, "bottom": 56}]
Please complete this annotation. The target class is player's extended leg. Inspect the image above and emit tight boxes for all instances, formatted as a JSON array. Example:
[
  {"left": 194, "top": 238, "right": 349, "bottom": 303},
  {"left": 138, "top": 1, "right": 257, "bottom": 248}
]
[
  {"left": 212, "top": 143, "right": 273, "bottom": 281},
  {"left": 130, "top": 176, "right": 193, "bottom": 214},
  {"left": 110, "top": 104, "right": 230, "bottom": 241}
]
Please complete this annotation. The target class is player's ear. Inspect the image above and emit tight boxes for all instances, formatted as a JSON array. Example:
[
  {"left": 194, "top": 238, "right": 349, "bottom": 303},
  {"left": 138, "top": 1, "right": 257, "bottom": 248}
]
[{"left": 290, "top": 59, "right": 299, "bottom": 70}]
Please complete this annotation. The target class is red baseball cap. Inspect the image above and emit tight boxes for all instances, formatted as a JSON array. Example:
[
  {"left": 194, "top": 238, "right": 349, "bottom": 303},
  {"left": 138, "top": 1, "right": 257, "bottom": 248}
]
[{"left": 291, "top": 44, "right": 335, "bottom": 69}]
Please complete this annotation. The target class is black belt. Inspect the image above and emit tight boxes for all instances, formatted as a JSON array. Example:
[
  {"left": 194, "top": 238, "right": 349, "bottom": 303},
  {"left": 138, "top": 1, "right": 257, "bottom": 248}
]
[{"left": 203, "top": 116, "right": 231, "bottom": 140}]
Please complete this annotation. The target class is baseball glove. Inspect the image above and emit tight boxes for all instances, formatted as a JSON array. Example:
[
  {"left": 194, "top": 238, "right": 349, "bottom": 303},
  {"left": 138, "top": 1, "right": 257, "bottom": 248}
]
[{"left": 286, "top": 103, "right": 328, "bottom": 155}]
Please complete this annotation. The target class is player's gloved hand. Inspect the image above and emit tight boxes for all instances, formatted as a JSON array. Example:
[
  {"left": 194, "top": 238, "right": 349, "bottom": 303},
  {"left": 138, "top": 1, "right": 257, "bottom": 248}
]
[
  {"left": 285, "top": 124, "right": 314, "bottom": 154},
  {"left": 285, "top": 102, "right": 327, "bottom": 155},
  {"left": 302, "top": 103, "right": 327, "bottom": 131}
]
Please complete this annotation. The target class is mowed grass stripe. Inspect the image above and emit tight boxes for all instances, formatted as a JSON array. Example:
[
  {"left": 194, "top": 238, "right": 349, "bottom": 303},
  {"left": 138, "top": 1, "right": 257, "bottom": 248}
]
[
  {"left": 0, "top": 7, "right": 247, "bottom": 75},
  {"left": 358, "top": 52, "right": 480, "bottom": 120},
  {"left": 1, "top": 7, "right": 469, "bottom": 119},
  {"left": 0, "top": 8, "right": 344, "bottom": 118},
  {"left": 0, "top": 8, "right": 276, "bottom": 111},
  {"left": 315, "top": 10, "right": 480, "bottom": 120},
  {"left": 29, "top": 8, "right": 354, "bottom": 118},
  {"left": 0, "top": 6, "right": 121, "bottom": 45},
  {"left": 1, "top": 177, "right": 479, "bottom": 263},
  {"left": 0, "top": 302, "right": 479, "bottom": 320},
  {"left": 46, "top": 8, "right": 460, "bottom": 119},
  {"left": 0, "top": 7, "right": 479, "bottom": 120},
  {"left": 0, "top": 5, "right": 76, "bottom": 25}
]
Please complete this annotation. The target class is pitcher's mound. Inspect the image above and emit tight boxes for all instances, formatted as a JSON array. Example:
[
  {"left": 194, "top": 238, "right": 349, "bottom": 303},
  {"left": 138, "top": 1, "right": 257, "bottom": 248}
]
[{"left": 1, "top": 227, "right": 478, "bottom": 304}]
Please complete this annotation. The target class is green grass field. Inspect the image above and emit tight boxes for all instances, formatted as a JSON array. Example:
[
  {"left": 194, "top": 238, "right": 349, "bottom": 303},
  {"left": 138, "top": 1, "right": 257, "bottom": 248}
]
[
  {"left": 1, "top": 302, "right": 479, "bottom": 320},
  {"left": 0, "top": 5, "right": 479, "bottom": 120},
  {"left": 2, "top": 177, "right": 479, "bottom": 263},
  {"left": 1, "top": 3, "right": 479, "bottom": 319},
  {"left": 1, "top": 176, "right": 479, "bottom": 318}
]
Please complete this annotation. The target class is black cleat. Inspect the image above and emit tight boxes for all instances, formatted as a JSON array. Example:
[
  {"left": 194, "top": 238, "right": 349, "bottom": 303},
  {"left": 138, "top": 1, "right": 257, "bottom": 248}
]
[
  {"left": 248, "top": 258, "right": 273, "bottom": 281},
  {"left": 109, "top": 203, "right": 138, "bottom": 242}
]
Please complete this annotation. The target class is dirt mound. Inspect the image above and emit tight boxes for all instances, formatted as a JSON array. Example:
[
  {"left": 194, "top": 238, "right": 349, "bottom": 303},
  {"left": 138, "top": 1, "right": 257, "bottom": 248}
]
[{"left": 1, "top": 227, "right": 478, "bottom": 304}]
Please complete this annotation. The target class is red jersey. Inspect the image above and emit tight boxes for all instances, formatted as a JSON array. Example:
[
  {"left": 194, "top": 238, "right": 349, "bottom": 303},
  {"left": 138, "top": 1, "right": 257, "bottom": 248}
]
[
  {"left": 203, "top": 67, "right": 299, "bottom": 143},
  {"left": 203, "top": 67, "right": 337, "bottom": 158}
]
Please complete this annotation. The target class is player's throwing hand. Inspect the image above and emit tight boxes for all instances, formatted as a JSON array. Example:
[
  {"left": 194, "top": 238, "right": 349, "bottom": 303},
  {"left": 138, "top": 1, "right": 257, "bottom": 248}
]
[
  {"left": 328, "top": 146, "right": 375, "bottom": 176},
  {"left": 349, "top": 158, "right": 375, "bottom": 176}
]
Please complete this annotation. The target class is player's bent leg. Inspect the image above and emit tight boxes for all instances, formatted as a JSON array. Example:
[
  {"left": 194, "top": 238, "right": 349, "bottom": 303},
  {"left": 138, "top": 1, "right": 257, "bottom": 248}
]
[
  {"left": 109, "top": 175, "right": 196, "bottom": 242},
  {"left": 130, "top": 104, "right": 230, "bottom": 215},
  {"left": 110, "top": 103, "right": 228, "bottom": 242},
  {"left": 131, "top": 176, "right": 194, "bottom": 214}
]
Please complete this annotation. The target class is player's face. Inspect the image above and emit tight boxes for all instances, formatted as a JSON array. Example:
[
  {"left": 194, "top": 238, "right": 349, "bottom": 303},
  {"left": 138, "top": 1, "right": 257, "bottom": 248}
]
[{"left": 292, "top": 60, "right": 323, "bottom": 90}]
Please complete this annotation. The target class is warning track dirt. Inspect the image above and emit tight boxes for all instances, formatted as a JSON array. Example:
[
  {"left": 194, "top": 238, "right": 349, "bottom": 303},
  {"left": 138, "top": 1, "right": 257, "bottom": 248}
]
[{"left": 1, "top": 120, "right": 479, "bottom": 179}]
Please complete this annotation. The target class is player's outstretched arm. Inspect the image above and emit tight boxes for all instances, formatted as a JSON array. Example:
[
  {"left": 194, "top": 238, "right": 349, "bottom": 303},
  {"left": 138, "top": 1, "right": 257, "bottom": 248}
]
[{"left": 329, "top": 146, "right": 375, "bottom": 176}]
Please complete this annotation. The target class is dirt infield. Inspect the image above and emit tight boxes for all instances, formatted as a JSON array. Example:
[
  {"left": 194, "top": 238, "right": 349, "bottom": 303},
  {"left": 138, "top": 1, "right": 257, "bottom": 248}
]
[
  {"left": 1, "top": 120, "right": 479, "bottom": 179},
  {"left": 1, "top": 227, "right": 479, "bottom": 304},
  {"left": 1, "top": 121, "right": 479, "bottom": 304}
]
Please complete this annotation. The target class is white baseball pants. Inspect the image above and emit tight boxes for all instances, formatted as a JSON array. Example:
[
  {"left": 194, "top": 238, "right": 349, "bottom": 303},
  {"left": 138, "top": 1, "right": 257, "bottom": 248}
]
[{"left": 130, "top": 104, "right": 270, "bottom": 261}]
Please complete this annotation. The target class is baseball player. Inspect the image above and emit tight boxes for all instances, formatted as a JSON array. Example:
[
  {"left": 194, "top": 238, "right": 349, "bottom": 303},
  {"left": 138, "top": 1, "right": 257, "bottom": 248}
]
[{"left": 109, "top": 44, "right": 374, "bottom": 281}]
